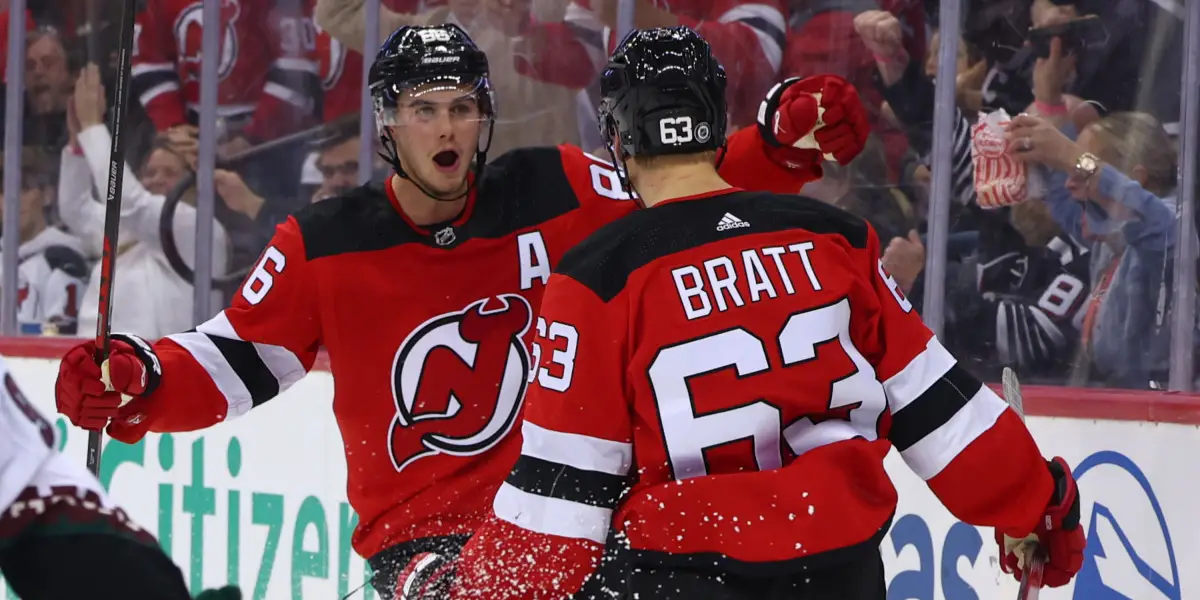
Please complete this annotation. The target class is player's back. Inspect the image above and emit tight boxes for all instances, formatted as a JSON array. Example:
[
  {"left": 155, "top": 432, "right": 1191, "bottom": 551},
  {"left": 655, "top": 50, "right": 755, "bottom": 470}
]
[{"left": 559, "top": 189, "right": 909, "bottom": 571}]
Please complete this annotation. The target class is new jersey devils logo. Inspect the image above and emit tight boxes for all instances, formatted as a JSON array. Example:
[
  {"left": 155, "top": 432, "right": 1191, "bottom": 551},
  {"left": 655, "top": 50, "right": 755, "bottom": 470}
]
[
  {"left": 388, "top": 294, "right": 533, "bottom": 472},
  {"left": 175, "top": 0, "right": 242, "bottom": 82}
]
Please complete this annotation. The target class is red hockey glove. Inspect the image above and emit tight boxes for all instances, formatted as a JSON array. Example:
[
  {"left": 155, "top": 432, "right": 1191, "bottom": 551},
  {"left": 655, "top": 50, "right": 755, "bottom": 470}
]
[
  {"left": 995, "top": 457, "right": 1086, "bottom": 588},
  {"left": 55, "top": 334, "right": 160, "bottom": 441},
  {"left": 757, "top": 75, "right": 870, "bottom": 178},
  {"left": 394, "top": 552, "right": 455, "bottom": 600}
]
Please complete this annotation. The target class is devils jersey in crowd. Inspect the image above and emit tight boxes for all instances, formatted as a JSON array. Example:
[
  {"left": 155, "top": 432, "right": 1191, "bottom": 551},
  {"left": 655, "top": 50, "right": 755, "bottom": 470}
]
[
  {"left": 106, "top": 129, "right": 813, "bottom": 561},
  {"left": 131, "top": 0, "right": 320, "bottom": 140},
  {"left": 973, "top": 233, "right": 1090, "bottom": 374},
  {"left": 15, "top": 229, "right": 88, "bottom": 335},
  {"left": 453, "top": 190, "right": 1055, "bottom": 598}
]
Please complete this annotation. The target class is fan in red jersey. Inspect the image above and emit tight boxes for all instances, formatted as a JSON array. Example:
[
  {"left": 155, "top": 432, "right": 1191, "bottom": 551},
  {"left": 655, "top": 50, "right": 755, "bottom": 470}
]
[
  {"left": 130, "top": 0, "right": 321, "bottom": 142},
  {"left": 54, "top": 22, "right": 869, "bottom": 600},
  {"left": 449, "top": 27, "right": 1086, "bottom": 600}
]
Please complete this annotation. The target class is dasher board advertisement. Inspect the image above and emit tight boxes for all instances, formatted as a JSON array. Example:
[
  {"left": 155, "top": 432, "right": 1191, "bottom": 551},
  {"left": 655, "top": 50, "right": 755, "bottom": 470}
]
[{"left": 1, "top": 352, "right": 1196, "bottom": 600}]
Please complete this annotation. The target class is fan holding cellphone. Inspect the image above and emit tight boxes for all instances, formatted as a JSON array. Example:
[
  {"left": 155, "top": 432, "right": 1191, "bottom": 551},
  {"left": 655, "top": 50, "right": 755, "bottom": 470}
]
[{"left": 1028, "top": 15, "right": 1109, "bottom": 59}]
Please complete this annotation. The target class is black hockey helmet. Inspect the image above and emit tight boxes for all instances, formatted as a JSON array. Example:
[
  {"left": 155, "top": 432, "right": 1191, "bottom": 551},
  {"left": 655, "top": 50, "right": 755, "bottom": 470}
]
[
  {"left": 369, "top": 24, "right": 496, "bottom": 200},
  {"left": 598, "top": 27, "right": 728, "bottom": 161}
]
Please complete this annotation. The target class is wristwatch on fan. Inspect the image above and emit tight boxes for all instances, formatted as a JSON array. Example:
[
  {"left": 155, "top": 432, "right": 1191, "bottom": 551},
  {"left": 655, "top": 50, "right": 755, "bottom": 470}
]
[{"left": 1074, "top": 152, "right": 1100, "bottom": 181}]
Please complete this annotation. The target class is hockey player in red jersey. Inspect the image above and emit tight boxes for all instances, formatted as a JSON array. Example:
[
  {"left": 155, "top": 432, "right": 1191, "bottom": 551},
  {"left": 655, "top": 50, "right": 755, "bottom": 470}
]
[
  {"left": 451, "top": 27, "right": 1086, "bottom": 600},
  {"left": 54, "top": 23, "right": 868, "bottom": 599}
]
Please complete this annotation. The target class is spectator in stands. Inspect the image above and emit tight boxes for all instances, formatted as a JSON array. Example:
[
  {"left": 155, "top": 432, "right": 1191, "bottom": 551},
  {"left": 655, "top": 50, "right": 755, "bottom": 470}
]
[
  {"left": 0, "top": 147, "right": 87, "bottom": 335},
  {"left": 316, "top": 0, "right": 595, "bottom": 155},
  {"left": 1031, "top": 0, "right": 1183, "bottom": 131},
  {"left": 798, "top": 135, "right": 916, "bottom": 243},
  {"left": 1009, "top": 110, "right": 1181, "bottom": 388},
  {"left": 58, "top": 64, "right": 229, "bottom": 339},
  {"left": 25, "top": 27, "right": 71, "bottom": 116},
  {"left": 24, "top": 26, "right": 73, "bottom": 154},
  {"left": 130, "top": 0, "right": 320, "bottom": 151},
  {"left": 309, "top": 127, "right": 365, "bottom": 203},
  {"left": 855, "top": 9, "right": 979, "bottom": 209},
  {"left": 131, "top": 0, "right": 321, "bottom": 217}
]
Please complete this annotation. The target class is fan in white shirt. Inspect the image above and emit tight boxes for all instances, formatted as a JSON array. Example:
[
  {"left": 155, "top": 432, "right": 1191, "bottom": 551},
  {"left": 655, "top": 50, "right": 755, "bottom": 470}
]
[{"left": 58, "top": 65, "right": 229, "bottom": 339}]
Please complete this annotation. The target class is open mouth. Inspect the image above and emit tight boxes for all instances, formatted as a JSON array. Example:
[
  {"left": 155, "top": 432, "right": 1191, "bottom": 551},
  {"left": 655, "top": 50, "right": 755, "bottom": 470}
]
[{"left": 433, "top": 150, "right": 460, "bottom": 171}]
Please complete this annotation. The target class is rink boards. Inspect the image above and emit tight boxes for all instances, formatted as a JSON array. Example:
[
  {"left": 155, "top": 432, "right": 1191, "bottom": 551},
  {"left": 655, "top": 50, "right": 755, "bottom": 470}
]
[{"left": 1, "top": 345, "right": 1196, "bottom": 600}]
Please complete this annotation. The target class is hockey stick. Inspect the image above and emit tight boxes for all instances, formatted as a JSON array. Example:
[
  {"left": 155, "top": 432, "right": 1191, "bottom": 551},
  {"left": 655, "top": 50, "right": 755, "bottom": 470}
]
[
  {"left": 1001, "top": 367, "right": 1046, "bottom": 600},
  {"left": 85, "top": 0, "right": 139, "bottom": 476}
]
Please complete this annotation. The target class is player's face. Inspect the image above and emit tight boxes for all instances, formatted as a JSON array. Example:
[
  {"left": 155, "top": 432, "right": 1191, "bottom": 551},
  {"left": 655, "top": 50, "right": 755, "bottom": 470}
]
[{"left": 389, "top": 87, "right": 485, "bottom": 198}]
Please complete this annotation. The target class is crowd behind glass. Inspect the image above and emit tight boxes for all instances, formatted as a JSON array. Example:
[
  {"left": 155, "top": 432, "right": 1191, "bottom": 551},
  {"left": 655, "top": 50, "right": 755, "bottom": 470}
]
[{"left": 0, "top": 0, "right": 1194, "bottom": 391}]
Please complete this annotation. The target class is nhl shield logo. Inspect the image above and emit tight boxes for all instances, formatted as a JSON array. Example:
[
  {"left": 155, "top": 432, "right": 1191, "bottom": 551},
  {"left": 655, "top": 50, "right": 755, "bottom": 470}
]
[
  {"left": 388, "top": 294, "right": 532, "bottom": 472},
  {"left": 434, "top": 227, "right": 456, "bottom": 246}
]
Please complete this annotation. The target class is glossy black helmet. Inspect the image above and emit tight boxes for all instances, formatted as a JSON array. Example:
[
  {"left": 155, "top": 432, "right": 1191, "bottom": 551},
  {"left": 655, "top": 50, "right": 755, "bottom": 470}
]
[
  {"left": 370, "top": 24, "right": 492, "bottom": 111},
  {"left": 598, "top": 27, "right": 727, "bottom": 159}
]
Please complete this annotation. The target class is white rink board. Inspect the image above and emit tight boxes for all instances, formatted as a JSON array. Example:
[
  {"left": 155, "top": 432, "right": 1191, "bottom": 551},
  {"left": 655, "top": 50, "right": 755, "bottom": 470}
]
[{"left": 2, "top": 356, "right": 1195, "bottom": 600}]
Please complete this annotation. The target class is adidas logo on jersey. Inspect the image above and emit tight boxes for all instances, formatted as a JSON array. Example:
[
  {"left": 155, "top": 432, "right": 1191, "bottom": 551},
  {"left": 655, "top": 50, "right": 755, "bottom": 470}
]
[{"left": 716, "top": 213, "right": 750, "bottom": 231}]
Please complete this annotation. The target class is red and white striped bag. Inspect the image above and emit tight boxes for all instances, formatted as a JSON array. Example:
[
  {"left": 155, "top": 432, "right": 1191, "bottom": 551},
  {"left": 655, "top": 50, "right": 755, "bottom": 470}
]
[{"left": 971, "top": 109, "right": 1045, "bottom": 209}]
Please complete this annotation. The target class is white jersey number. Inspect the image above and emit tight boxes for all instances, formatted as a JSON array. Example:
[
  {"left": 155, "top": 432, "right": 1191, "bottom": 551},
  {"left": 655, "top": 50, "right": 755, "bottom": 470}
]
[
  {"left": 529, "top": 317, "right": 579, "bottom": 392},
  {"left": 647, "top": 299, "right": 887, "bottom": 480},
  {"left": 242, "top": 246, "right": 287, "bottom": 305},
  {"left": 1036, "top": 274, "right": 1086, "bottom": 319},
  {"left": 584, "top": 152, "right": 633, "bottom": 201}
]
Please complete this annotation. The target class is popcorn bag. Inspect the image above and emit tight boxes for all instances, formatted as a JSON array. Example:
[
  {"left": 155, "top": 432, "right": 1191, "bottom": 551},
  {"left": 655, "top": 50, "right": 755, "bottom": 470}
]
[{"left": 971, "top": 109, "right": 1045, "bottom": 209}]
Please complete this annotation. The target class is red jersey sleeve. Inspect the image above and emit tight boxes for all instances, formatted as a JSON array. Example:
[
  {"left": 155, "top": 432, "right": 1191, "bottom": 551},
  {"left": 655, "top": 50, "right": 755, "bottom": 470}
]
[
  {"left": 131, "top": 2, "right": 187, "bottom": 131},
  {"left": 853, "top": 225, "right": 1053, "bottom": 536},
  {"left": 123, "top": 218, "right": 322, "bottom": 434},
  {"left": 244, "top": 7, "right": 320, "bottom": 141},
  {"left": 718, "top": 126, "right": 822, "bottom": 194},
  {"left": 453, "top": 274, "right": 633, "bottom": 600}
]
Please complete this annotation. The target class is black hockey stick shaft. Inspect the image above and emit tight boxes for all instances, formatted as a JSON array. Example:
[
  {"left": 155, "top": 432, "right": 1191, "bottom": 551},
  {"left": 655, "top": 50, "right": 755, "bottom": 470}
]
[{"left": 86, "top": 0, "right": 139, "bottom": 476}]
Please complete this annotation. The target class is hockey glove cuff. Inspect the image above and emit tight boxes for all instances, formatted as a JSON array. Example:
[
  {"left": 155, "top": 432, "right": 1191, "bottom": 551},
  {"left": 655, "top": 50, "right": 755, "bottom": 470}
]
[
  {"left": 55, "top": 336, "right": 158, "bottom": 432},
  {"left": 995, "top": 457, "right": 1085, "bottom": 588}
]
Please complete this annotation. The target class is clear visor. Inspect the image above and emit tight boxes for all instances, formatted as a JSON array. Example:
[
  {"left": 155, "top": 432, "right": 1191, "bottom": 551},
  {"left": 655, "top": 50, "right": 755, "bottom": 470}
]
[{"left": 374, "top": 76, "right": 492, "bottom": 129}]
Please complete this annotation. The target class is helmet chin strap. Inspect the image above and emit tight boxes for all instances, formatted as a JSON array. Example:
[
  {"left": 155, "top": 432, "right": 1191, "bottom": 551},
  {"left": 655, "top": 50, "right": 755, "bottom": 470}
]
[
  {"left": 604, "top": 139, "right": 646, "bottom": 209},
  {"left": 379, "top": 129, "right": 474, "bottom": 203}
]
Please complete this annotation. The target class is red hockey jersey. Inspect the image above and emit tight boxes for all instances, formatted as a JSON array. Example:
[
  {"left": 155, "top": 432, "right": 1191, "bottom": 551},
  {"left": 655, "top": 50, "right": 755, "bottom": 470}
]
[
  {"left": 452, "top": 190, "right": 1054, "bottom": 598},
  {"left": 131, "top": 0, "right": 320, "bottom": 140},
  {"left": 107, "top": 130, "right": 817, "bottom": 560}
]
